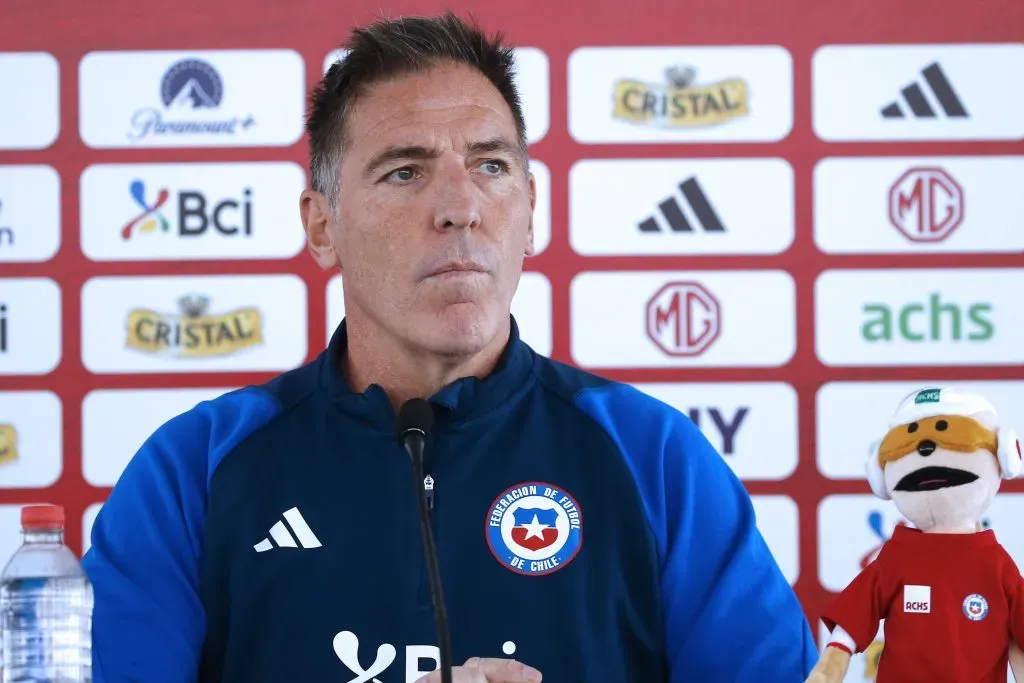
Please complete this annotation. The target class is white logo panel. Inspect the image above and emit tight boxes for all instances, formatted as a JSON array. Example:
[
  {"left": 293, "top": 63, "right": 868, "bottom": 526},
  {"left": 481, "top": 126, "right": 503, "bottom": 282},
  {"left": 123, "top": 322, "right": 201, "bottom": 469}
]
[
  {"left": 819, "top": 494, "right": 1024, "bottom": 593},
  {"left": 325, "top": 272, "right": 552, "bottom": 356},
  {"left": 815, "top": 268, "right": 1024, "bottom": 366},
  {"left": 813, "top": 44, "right": 1024, "bottom": 141},
  {"left": 903, "top": 584, "right": 931, "bottom": 613},
  {"left": 80, "top": 162, "right": 307, "bottom": 261},
  {"left": 82, "top": 387, "right": 235, "bottom": 487},
  {"left": 570, "top": 158, "right": 794, "bottom": 255},
  {"left": 513, "top": 47, "right": 550, "bottom": 144},
  {"left": 81, "top": 275, "right": 308, "bottom": 374},
  {"left": 0, "top": 165, "right": 61, "bottom": 263},
  {"left": 529, "top": 160, "right": 551, "bottom": 256},
  {"left": 82, "top": 503, "right": 102, "bottom": 556},
  {"left": 571, "top": 271, "right": 796, "bottom": 368},
  {"left": 0, "top": 391, "right": 62, "bottom": 489},
  {"left": 79, "top": 50, "right": 305, "bottom": 148},
  {"left": 751, "top": 495, "right": 799, "bottom": 585},
  {"left": 631, "top": 382, "right": 798, "bottom": 480},
  {"left": 568, "top": 45, "right": 793, "bottom": 143},
  {"left": 0, "top": 278, "right": 62, "bottom": 376},
  {"left": 814, "top": 156, "right": 1024, "bottom": 254},
  {"left": 0, "top": 53, "right": 59, "bottom": 150},
  {"left": 322, "top": 47, "right": 548, "bottom": 144},
  {"left": 816, "top": 380, "right": 1024, "bottom": 480}
]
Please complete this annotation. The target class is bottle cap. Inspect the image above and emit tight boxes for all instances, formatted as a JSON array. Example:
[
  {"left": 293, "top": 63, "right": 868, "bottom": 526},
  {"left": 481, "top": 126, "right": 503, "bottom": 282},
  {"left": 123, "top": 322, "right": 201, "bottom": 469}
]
[{"left": 21, "top": 504, "right": 65, "bottom": 531}]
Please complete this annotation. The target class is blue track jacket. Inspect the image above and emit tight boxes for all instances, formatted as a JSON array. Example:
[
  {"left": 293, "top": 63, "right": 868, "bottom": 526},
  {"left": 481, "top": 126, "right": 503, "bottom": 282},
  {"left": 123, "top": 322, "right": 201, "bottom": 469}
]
[{"left": 82, "top": 317, "right": 817, "bottom": 682}]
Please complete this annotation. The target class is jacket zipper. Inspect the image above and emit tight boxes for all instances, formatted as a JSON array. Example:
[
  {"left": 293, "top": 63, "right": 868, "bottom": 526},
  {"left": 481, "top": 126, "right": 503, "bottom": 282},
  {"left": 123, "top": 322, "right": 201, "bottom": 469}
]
[
  {"left": 423, "top": 474, "right": 436, "bottom": 511},
  {"left": 417, "top": 471, "right": 439, "bottom": 607}
]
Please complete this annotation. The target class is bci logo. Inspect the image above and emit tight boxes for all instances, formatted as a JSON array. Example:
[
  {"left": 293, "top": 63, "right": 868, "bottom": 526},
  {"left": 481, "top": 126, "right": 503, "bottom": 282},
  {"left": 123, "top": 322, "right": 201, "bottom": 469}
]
[
  {"left": 333, "top": 631, "right": 519, "bottom": 683},
  {"left": 121, "top": 179, "right": 253, "bottom": 240},
  {"left": 645, "top": 281, "right": 721, "bottom": 357}
]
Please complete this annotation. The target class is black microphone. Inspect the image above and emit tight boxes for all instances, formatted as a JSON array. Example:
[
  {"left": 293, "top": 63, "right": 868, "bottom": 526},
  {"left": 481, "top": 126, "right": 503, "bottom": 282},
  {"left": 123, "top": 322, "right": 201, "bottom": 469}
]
[{"left": 396, "top": 398, "right": 453, "bottom": 683}]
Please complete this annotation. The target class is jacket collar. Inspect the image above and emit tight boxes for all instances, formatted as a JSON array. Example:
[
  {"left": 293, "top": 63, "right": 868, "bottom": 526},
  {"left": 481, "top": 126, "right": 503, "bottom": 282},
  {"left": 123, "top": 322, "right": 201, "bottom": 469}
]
[{"left": 319, "top": 315, "right": 536, "bottom": 433}]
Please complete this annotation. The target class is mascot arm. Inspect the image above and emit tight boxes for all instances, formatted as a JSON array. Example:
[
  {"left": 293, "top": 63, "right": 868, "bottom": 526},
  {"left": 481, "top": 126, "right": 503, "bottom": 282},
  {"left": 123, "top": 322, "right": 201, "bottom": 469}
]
[{"left": 805, "top": 560, "right": 888, "bottom": 683}]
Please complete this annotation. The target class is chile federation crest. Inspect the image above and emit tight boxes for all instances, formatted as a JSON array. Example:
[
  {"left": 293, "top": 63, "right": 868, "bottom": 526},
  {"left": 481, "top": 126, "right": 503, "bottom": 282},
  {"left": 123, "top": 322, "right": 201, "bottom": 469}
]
[{"left": 486, "top": 482, "right": 583, "bottom": 576}]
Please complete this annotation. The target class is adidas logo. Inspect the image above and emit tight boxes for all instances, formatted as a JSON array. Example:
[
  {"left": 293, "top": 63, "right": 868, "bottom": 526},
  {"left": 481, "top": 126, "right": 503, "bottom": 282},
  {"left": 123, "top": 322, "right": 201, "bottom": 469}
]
[
  {"left": 880, "top": 62, "right": 968, "bottom": 119},
  {"left": 254, "top": 507, "right": 322, "bottom": 552},
  {"left": 639, "top": 176, "right": 725, "bottom": 234}
]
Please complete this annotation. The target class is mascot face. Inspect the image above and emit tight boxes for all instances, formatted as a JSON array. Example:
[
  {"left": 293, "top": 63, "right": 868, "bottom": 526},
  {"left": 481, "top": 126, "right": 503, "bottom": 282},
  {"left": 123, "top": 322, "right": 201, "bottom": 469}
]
[{"left": 880, "top": 414, "right": 1001, "bottom": 531}]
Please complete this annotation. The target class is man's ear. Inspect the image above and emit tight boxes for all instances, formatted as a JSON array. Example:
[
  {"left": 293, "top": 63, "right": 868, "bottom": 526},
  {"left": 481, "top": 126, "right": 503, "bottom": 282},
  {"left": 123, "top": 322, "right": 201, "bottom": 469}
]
[
  {"left": 524, "top": 171, "right": 536, "bottom": 257},
  {"left": 300, "top": 188, "right": 340, "bottom": 271}
]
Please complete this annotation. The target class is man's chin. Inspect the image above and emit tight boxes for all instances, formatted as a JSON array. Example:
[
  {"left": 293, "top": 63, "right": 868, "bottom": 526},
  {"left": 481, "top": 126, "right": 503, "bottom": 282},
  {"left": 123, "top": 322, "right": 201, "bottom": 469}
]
[{"left": 416, "top": 305, "right": 502, "bottom": 355}]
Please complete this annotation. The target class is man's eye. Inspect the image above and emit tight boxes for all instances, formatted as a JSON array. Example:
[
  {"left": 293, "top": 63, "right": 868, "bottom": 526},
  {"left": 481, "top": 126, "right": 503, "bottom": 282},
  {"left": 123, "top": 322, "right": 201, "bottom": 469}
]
[
  {"left": 387, "top": 167, "right": 417, "bottom": 182},
  {"left": 481, "top": 160, "right": 507, "bottom": 175}
]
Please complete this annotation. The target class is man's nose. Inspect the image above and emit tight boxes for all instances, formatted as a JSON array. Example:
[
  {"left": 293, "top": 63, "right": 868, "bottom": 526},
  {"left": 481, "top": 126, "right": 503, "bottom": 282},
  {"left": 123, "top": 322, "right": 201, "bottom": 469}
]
[
  {"left": 917, "top": 439, "right": 937, "bottom": 456},
  {"left": 433, "top": 171, "right": 481, "bottom": 232}
]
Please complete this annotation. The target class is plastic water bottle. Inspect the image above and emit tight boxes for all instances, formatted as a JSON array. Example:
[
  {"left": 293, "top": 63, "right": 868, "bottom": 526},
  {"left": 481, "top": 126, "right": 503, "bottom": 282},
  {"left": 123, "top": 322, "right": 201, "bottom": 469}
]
[{"left": 0, "top": 504, "right": 93, "bottom": 682}]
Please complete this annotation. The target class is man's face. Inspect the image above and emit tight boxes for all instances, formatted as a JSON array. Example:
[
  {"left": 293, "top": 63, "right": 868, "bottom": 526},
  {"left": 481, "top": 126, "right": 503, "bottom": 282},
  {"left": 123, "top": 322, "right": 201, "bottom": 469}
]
[{"left": 307, "top": 61, "right": 535, "bottom": 358}]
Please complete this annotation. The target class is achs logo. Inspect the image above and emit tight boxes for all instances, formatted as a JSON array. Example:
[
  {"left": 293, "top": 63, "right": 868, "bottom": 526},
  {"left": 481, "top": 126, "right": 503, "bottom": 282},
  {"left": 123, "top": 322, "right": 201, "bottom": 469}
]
[
  {"left": 125, "top": 295, "right": 263, "bottom": 358},
  {"left": 904, "top": 584, "right": 931, "bottom": 613},
  {"left": 880, "top": 62, "right": 968, "bottom": 120},
  {"left": 613, "top": 65, "right": 749, "bottom": 129},
  {"left": 0, "top": 200, "right": 13, "bottom": 249},
  {"left": 645, "top": 281, "right": 721, "bottom": 357},
  {"left": 861, "top": 293, "right": 994, "bottom": 343},
  {"left": 888, "top": 167, "right": 963, "bottom": 243},
  {"left": 121, "top": 179, "right": 254, "bottom": 240},
  {"left": 486, "top": 482, "right": 583, "bottom": 576},
  {"left": 639, "top": 176, "right": 726, "bottom": 234},
  {"left": 0, "top": 423, "right": 17, "bottom": 465},
  {"left": 128, "top": 58, "right": 256, "bottom": 142}
]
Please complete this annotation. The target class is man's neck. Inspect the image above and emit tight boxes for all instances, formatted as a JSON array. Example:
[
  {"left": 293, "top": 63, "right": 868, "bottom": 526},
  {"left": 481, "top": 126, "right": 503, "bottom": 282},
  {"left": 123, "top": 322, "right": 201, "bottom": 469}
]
[{"left": 342, "top": 312, "right": 510, "bottom": 411}]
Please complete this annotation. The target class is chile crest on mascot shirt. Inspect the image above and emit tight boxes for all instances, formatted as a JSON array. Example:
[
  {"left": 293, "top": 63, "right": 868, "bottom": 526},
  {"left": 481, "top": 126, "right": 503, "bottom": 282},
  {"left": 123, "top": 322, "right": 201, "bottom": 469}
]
[{"left": 485, "top": 481, "right": 583, "bottom": 576}]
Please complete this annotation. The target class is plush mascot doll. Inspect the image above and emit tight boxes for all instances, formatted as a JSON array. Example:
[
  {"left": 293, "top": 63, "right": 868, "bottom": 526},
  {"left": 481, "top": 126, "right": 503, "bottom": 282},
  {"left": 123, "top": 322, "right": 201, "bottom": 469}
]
[{"left": 805, "top": 386, "right": 1024, "bottom": 683}]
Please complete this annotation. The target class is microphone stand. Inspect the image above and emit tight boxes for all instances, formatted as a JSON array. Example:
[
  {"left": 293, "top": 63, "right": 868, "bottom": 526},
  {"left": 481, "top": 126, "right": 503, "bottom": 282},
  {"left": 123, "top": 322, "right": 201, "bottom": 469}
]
[{"left": 402, "top": 425, "right": 453, "bottom": 683}]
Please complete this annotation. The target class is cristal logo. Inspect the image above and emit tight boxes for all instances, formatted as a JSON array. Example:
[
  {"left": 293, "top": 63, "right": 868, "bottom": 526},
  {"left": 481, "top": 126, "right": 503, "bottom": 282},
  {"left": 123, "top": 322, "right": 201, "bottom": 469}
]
[{"left": 333, "top": 631, "right": 519, "bottom": 683}]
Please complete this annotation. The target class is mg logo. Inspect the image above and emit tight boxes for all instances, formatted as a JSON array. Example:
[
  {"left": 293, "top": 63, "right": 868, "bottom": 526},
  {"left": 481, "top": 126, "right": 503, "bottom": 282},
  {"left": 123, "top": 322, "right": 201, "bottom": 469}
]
[
  {"left": 888, "top": 167, "right": 963, "bottom": 242},
  {"left": 645, "top": 282, "right": 721, "bottom": 357}
]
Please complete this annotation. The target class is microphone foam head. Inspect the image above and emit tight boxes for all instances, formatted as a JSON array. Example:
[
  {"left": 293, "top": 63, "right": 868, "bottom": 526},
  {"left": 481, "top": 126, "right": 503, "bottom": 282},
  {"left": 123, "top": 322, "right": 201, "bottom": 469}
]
[{"left": 396, "top": 398, "right": 434, "bottom": 441}]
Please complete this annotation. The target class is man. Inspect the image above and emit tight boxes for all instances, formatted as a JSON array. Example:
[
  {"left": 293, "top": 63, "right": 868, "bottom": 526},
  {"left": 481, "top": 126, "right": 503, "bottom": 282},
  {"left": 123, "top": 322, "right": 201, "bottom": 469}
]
[{"left": 82, "top": 11, "right": 818, "bottom": 683}]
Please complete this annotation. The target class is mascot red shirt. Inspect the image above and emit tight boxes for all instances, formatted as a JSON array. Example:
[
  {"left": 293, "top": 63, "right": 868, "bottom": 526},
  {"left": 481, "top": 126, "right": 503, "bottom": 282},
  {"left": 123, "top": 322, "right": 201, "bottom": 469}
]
[{"left": 804, "top": 387, "right": 1024, "bottom": 683}]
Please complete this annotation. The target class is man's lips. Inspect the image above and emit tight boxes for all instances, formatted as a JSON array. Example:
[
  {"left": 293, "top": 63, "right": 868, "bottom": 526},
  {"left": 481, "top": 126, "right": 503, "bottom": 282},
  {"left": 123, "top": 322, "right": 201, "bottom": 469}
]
[{"left": 426, "top": 263, "right": 487, "bottom": 278}]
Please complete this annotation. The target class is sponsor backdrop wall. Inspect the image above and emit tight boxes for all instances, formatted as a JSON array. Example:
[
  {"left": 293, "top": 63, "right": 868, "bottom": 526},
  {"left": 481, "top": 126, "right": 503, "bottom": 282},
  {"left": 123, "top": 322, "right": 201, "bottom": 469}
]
[{"left": 1, "top": 0, "right": 1022, "bottom": 678}]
